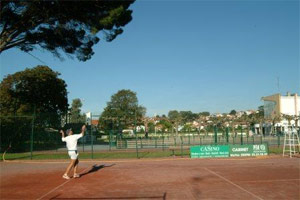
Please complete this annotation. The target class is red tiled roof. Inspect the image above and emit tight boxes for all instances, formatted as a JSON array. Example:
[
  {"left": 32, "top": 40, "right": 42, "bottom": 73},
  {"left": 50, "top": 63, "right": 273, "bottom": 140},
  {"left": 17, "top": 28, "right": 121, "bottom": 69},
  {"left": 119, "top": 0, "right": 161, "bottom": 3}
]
[{"left": 91, "top": 120, "right": 99, "bottom": 125}]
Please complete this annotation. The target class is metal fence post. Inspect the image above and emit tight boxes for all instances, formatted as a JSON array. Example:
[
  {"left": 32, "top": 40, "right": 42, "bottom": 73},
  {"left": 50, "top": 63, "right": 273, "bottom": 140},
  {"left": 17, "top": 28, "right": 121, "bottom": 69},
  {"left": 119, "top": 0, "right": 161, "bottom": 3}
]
[
  {"left": 240, "top": 126, "right": 243, "bottom": 145},
  {"left": 30, "top": 116, "right": 34, "bottom": 160},
  {"left": 135, "top": 132, "right": 139, "bottom": 159},
  {"left": 30, "top": 106, "right": 36, "bottom": 160},
  {"left": 162, "top": 134, "right": 165, "bottom": 151},
  {"left": 174, "top": 136, "right": 177, "bottom": 147},
  {"left": 214, "top": 126, "right": 217, "bottom": 144},
  {"left": 83, "top": 135, "right": 85, "bottom": 152},
  {"left": 260, "top": 135, "right": 263, "bottom": 144},
  {"left": 109, "top": 130, "right": 112, "bottom": 151},
  {"left": 91, "top": 126, "right": 94, "bottom": 159},
  {"left": 192, "top": 131, "right": 195, "bottom": 144},
  {"left": 226, "top": 127, "right": 229, "bottom": 143},
  {"left": 199, "top": 134, "right": 201, "bottom": 145},
  {"left": 180, "top": 136, "right": 183, "bottom": 157}
]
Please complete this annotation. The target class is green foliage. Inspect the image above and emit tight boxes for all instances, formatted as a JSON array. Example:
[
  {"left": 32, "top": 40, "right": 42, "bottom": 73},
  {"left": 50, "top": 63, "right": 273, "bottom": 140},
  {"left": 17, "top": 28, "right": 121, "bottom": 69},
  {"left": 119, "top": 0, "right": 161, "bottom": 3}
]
[
  {"left": 99, "top": 89, "right": 146, "bottom": 131},
  {"left": 180, "top": 111, "right": 198, "bottom": 123},
  {"left": 69, "top": 98, "right": 86, "bottom": 123},
  {"left": 199, "top": 112, "right": 210, "bottom": 116},
  {"left": 182, "top": 123, "right": 192, "bottom": 132},
  {"left": 147, "top": 121, "right": 155, "bottom": 133},
  {"left": 0, "top": 65, "right": 68, "bottom": 118},
  {"left": 157, "top": 118, "right": 172, "bottom": 133},
  {"left": 0, "top": 66, "right": 68, "bottom": 151},
  {"left": 0, "top": 1, "right": 135, "bottom": 61},
  {"left": 168, "top": 110, "right": 181, "bottom": 122},
  {"left": 229, "top": 110, "right": 237, "bottom": 115},
  {"left": 258, "top": 105, "right": 264, "bottom": 117}
]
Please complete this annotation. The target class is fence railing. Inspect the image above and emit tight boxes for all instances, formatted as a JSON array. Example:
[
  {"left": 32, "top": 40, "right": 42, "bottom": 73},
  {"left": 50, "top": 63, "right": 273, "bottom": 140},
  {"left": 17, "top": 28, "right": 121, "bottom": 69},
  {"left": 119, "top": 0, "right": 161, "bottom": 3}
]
[{"left": 1, "top": 117, "right": 298, "bottom": 160}]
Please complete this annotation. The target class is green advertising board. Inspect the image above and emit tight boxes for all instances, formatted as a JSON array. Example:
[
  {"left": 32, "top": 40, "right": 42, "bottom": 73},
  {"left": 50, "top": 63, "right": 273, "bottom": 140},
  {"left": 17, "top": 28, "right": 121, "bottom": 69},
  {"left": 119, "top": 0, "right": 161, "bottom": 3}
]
[
  {"left": 190, "top": 144, "right": 268, "bottom": 158},
  {"left": 230, "top": 144, "right": 268, "bottom": 157},
  {"left": 190, "top": 145, "right": 229, "bottom": 158}
]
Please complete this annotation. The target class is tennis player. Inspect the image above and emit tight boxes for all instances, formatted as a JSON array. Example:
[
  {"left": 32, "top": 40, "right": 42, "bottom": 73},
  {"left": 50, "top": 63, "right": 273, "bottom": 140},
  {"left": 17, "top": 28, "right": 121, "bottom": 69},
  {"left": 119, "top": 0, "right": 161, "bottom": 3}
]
[{"left": 60, "top": 125, "right": 86, "bottom": 179}]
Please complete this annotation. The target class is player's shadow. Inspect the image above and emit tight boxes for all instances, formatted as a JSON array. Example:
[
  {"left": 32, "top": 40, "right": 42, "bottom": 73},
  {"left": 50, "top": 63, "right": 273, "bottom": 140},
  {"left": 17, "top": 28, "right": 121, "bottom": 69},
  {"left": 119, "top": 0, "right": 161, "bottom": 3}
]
[{"left": 80, "top": 164, "right": 115, "bottom": 177}]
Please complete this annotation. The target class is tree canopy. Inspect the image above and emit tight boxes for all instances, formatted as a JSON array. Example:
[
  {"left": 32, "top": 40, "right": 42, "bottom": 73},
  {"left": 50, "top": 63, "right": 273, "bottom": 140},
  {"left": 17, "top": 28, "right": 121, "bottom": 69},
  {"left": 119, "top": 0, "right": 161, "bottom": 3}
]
[
  {"left": 0, "top": 0, "right": 135, "bottom": 61},
  {"left": 229, "top": 110, "right": 237, "bottom": 115},
  {"left": 199, "top": 111, "right": 210, "bottom": 116},
  {"left": 69, "top": 98, "right": 86, "bottom": 123},
  {"left": 99, "top": 89, "right": 146, "bottom": 131},
  {"left": 0, "top": 66, "right": 68, "bottom": 151},
  {"left": 0, "top": 65, "right": 68, "bottom": 119},
  {"left": 168, "top": 110, "right": 181, "bottom": 122}
]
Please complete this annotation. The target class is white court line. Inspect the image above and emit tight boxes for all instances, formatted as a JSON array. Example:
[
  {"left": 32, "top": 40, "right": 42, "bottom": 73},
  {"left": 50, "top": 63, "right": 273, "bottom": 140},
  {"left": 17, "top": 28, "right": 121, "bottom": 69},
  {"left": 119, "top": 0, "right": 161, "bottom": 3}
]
[
  {"left": 237, "top": 179, "right": 300, "bottom": 183},
  {"left": 36, "top": 165, "right": 93, "bottom": 200},
  {"left": 204, "top": 167, "right": 264, "bottom": 200}
]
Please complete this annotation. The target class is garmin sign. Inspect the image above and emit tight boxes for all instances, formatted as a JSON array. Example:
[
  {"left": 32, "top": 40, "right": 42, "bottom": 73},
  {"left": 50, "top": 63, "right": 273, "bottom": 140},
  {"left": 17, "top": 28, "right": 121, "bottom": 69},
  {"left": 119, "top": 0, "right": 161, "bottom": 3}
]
[
  {"left": 190, "top": 145, "right": 229, "bottom": 158},
  {"left": 190, "top": 144, "right": 268, "bottom": 158}
]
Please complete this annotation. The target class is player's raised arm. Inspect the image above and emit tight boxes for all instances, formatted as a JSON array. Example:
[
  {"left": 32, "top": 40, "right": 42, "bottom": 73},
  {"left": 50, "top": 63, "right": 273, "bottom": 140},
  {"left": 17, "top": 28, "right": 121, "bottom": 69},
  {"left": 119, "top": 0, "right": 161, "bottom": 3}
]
[
  {"left": 60, "top": 130, "right": 66, "bottom": 142},
  {"left": 81, "top": 125, "right": 86, "bottom": 136}
]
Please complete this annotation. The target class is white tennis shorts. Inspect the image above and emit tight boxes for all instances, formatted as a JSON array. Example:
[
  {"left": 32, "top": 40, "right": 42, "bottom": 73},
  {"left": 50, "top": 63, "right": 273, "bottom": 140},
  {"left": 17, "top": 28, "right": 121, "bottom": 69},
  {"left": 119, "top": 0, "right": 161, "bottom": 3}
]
[{"left": 68, "top": 151, "right": 79, "bottom": 160}]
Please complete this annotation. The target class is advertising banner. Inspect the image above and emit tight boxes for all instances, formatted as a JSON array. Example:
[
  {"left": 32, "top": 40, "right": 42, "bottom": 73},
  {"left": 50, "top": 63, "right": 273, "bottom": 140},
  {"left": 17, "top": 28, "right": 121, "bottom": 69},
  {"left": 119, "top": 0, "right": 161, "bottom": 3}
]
[
  {"left": 190, "top": 144, "right": 268, "bottom": 158},
  {"left": 230, "top": 144, "right": 268, "bottom": 157},
  {"left": 190, "top": 145, "right": 229, "bottom": 158}
]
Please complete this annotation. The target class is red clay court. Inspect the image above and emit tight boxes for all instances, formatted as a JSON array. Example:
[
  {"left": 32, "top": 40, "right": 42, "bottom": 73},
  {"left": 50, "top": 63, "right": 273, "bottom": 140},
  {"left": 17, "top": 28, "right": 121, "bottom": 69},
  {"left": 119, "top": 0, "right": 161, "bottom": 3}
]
[{"left": 0, "top": 156, "right": 299, "bottom": 200}]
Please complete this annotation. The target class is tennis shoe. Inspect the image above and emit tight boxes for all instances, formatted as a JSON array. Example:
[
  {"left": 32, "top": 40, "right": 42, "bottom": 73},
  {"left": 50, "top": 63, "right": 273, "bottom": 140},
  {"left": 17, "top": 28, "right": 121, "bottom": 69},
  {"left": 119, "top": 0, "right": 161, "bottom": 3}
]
[
  {"left": 62, "top": 174, "right": 70, "bottom": 180},
  {"left": 73, "top": 173, "right": 80, "bottom": 178}
]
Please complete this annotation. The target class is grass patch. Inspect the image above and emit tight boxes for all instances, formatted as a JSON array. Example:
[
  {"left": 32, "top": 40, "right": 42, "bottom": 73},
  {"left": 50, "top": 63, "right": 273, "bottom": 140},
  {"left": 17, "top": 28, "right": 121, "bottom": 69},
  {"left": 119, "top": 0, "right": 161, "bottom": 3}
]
[{"left": 269, "top": 146, "right": 284, "bottom": 154}]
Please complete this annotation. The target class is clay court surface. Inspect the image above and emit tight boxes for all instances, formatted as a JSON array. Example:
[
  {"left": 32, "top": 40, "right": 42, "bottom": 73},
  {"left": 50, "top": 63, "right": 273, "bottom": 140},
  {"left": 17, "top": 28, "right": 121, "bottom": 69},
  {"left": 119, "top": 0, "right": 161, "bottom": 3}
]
[{"left": 0, "top": 156, "right": 299, "bottom": 200}]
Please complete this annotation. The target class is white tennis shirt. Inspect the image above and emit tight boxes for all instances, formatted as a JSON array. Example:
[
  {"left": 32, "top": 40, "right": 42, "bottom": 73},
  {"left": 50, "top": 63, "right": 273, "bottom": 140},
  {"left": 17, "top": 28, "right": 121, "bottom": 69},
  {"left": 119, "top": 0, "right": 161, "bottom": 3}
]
[{"left": 62, "top": 133, "right": 83, "bottom": 151}]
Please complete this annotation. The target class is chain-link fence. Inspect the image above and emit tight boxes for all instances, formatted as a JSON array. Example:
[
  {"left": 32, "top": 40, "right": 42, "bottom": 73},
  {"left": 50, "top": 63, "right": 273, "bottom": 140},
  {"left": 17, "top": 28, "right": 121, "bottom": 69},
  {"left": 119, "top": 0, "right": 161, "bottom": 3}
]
[{"left": 1, "top": 114, "right": 299, "bottom": 160}]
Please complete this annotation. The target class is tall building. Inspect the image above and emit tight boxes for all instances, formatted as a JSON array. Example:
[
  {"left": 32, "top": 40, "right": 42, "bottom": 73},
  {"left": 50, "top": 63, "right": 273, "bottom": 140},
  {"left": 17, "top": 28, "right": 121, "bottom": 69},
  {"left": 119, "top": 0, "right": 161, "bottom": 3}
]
[{"left": 261, "top": 92, "right": 299, "bottom": 126}]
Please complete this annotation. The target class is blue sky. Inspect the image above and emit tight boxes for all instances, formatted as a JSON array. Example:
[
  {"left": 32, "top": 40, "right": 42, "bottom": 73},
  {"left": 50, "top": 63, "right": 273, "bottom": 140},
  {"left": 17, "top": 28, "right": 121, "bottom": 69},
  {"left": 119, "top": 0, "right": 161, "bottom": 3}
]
[{"left": 1, "top": 0, "right": 299, "bottom": 116}]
